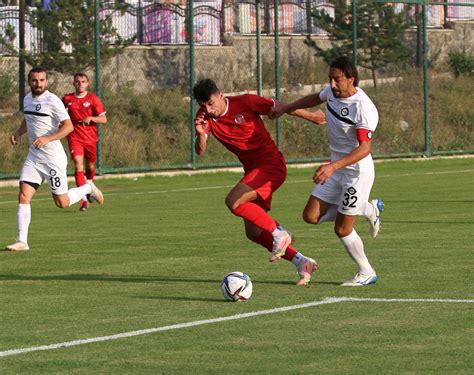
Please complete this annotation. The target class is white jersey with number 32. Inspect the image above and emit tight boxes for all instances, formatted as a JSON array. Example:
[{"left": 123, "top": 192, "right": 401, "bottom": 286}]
[{"left": 319, "top": 85, "right": 378, "bottom": 171}]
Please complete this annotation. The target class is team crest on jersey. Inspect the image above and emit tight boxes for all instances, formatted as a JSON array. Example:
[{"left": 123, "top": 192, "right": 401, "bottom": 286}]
[
  {"left": 347, "top": 186, "right": 357, "bottom": 195},
  {"left": 50, "top": 169, "right": 57, "bottom": 177},
  {"left": 35, "top": 104, "right": 41, "bottom": 111},
  {"left": 367, "top": 131, "right": 373, "bottom": 139},
  {"left": 83, "top": 101, "right": 91, "bottom": 108},
  {"left": 340, "top": 107, "right": 349, "bottom": 116},
  {"left": 234, "top": 114, "right": 245, "bottom": 124}
]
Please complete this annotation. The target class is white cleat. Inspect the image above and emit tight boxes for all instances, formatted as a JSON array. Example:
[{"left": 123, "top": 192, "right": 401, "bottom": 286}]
[
  {"left": 367, "top": 199, "right": 384, "bottom": 238},
  {"left": 86, "top": 181, "right": 104, "bottom": 205},
  {"left": 341, "top": 272, "right": 378, "bottom": 287},
  {"left": 296, "top": 257, "right": 319, "bottom": 286},
  {"left": 270, "top": 226, "right": 292, "bottom": 262},
  {"left": 6, "top": 241, "right": 30, "bottom": 251}
]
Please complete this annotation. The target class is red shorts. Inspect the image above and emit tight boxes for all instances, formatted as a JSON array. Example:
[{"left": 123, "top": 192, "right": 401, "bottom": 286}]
[
  {"left": 68, "top": 139, "right": 97, "bottom": 163},
  {"left": 241, "top": 158, "right": 287, "bottom": 210}
]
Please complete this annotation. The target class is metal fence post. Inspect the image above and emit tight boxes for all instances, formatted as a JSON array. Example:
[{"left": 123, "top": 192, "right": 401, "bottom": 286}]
[
  {"left": 256, "top": 0, "right": 262, "bottom": 95},
  {"left": 422, "top": 2, "right": 430, "bottom": 157},
  {"left": 352, "top": 0, "right": 358, "bottom": 66},
  {"left": 19, "top": 0, "right": 25, "bottom": 111},
  {"left": 189, "top": 0, "right": 197, "bottom": 169},
  {"left": 94, "top": 0, "right": 103, "bottom": 174},
  {"left": 274, "top": 0, "right": 281, "bottom": 148}
]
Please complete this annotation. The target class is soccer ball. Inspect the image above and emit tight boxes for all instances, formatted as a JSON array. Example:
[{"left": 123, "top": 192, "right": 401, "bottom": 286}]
[{"left": 221, "top": 272, "right": 253, "bottom": 302}]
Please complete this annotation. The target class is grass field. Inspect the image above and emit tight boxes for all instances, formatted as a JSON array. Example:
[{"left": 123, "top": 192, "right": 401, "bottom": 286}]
[{"left": 0, "top": 158, "right": 473, "bottom": 374}]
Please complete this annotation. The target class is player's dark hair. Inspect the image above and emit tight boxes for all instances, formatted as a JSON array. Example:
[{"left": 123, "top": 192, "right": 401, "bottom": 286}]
[
  {"left": 330, "top": 56, "right": 359, "bottom": 86},
  {"left": 28, "top": 67, "right": 48, "bottom": 80},
  {"left": 193, "top": 79, "right": 220, "bottom": 103},
  {"left": 74, "top": 72, "right": 89, "bottom": 81}
]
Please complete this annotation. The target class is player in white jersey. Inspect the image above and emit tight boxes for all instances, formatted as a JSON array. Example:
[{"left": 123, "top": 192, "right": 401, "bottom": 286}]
[
  {"left": 5, "top": 67, "right": 104, "bottom": 252},
  {"left": 271, "top": 56, "right": 384, "bottom": 286}
]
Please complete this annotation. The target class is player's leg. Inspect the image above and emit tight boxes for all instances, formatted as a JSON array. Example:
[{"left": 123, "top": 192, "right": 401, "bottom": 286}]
[
  {"left": 337, "top": 171, "right": 377, "bottom": 286},
  {"left": 302, "top": 195, "right": 337, "bottom": 225},
  {"left": 44, "top": 162, "right": 103, "bottom": 209},
  {"left": 244, "top": 220, "right": 318, "bottom": 286},
  {"left": 84, "top": 143, "right": 96, "bottom": 182},
  {"left": 71, "top": 141, "right": 89, "bottom": 211},
  {"left": 227, "top": 182, "right": 292, "bottom": 260},
  {"left": 6, "top": 159, "right": 42, "bottom": 251},
  {"left": 362, "top": 198, "right": 384, "bottom": 238},
  {"left": 6, "top": 181, "right": 37, "bottom": 251}
]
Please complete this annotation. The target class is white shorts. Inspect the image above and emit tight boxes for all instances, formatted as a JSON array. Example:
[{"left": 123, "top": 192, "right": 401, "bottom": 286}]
[
  {"left": 20, "top": 158, "right": 69, "bottom": 195},
  {"left": 312, "top": 167, "right": 375, "bottom": 216}
]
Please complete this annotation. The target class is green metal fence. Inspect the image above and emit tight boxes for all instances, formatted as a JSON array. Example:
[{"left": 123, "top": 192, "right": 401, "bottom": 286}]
[{"left": 0, "top": 0, "right": 473, "bottom": 179}]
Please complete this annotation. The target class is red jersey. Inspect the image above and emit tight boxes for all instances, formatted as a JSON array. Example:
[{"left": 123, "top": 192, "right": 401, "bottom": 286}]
[
  {"left": 62, "top": 92, "right": 106, "bottom": 144},
  {"left": 201, "top": 94, "right": 283, "bottom": 168}
]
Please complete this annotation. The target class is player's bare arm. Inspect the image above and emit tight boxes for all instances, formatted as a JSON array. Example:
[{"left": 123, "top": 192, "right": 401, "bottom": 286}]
[
  {"left": 10, "top": 119, "right": 27, "bottom": 145},
  {"left": 80, "top": 114, "right": 107, "bottom": 125},
  {"left": 194, "top": 114, "right": 208, "bottom": 155},
  {"left": 32, "top": 119, "right": 73, "bottom": 149},
  {"left": 313, "top": 141, "right": 372, "bottom": 185},
  {"left": 289, "top": 109, "right": 326, "bottom": 125},
  {"left": 271, "top": 93, "right": 324, "bottom": 118}
]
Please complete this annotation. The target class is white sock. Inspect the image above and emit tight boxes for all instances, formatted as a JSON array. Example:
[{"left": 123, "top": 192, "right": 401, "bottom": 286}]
[
  {"left": 67, "top": 184, "right": 92, "bottom": 206},
  {"left": 363, "top": 201, "right": 375, "bottom": 218},
  {"left": 291, "top": 252, "right": 305, "bottom": 267},
  {"left": 17, "top": 203, "right": 31, "bottom": 244},
  {"left": 319, "top": 205, "right": 338, "bottom": 223},
  {"left": 339, "top": 229, "right": 375, "bottom": 275}
]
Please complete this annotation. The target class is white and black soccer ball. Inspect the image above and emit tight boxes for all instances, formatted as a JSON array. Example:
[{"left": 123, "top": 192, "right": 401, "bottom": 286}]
[{"left": 221, "top": 272, "right": 253, "bottom": 302}]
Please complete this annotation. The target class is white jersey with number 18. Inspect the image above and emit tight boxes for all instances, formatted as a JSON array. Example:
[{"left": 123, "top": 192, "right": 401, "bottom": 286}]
[{"left": 23, "top": 90, "right": 70, "bottom": 163}]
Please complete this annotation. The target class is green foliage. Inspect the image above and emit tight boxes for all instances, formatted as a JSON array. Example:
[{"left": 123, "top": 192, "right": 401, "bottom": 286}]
[
  {"left": 306, "top": 0, "right": 413, "bottom": 88},
  {"left": 0, "top": 65, "right": 17, "bottom": 111},
  {"left": 0, "top": 0, "right": 135, "bottom": 74},
  {"left": 447, "top": 50, "right": 474, "bottom": 77}
]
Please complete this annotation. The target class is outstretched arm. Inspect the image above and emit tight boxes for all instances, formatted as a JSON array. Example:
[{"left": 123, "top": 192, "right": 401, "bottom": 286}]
[
  {"left": 289, "top": 108, "right": 326, "bottom": 125},
  {"left": 271, "top": 93, "right": 325, "bottom": 119}
]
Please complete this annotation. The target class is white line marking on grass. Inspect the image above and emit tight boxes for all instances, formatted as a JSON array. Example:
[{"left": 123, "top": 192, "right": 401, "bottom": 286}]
[
  {"left": 1, "top": 297, "right": 472, "bottom": 358},
  {"left": 2, "top": 168, "right": 473, "bottom": 206}
]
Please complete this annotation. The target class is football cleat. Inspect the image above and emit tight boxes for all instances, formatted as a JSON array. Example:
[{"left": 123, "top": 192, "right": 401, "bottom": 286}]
[
  {"left": 5, "top": 241, "right": 30, "bottom": 251},
  {"left": 341, "top": 272, "right": 378, "bottom": 287},
  {"left": 86, "top": 181, "right": 104, "bottom": 205},
  {"left": 79, "top": 200, "right": 90, "bottom": 211},
  {"left": 271, "top": 226, "right": 292, "bottom": 261},
  {"left": 296, "top": 257, "right": 319, "bottom": 286},
  {"left": 367, "top": 199, "right": 384, "bottom": 238}
]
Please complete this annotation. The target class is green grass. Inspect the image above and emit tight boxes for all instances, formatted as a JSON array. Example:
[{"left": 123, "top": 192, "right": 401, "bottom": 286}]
[{"left": 0, "top": 158, "right": 473, "bottom": 374}]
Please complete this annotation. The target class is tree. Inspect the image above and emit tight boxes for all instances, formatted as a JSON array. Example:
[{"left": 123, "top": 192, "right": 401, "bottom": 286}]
[
  {"left": 0, "top": 0, "right": 135, "bottom": 74},
  {"left": 305, "top": 0, "right": 414, "bottom": 89}
]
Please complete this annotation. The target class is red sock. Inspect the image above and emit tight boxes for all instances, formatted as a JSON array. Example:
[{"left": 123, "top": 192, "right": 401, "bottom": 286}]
[
  {"left": 86, "top": 167, "right": 95, "bottom": 181},
  {"left": 232, "top": 202, "right": 277, "bottom": 233},
  {"left": 75, "top": 171, "right": 86, "bottom": 187},
  {"left": 253, "top": 230, "right": 297, "bottom": 261}
]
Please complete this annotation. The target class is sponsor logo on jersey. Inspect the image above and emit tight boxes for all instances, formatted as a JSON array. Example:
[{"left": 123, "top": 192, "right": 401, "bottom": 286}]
[
  {"left": 347, "top": 186, "right": 356, "bottom": 195},
  {"left": 234, "top": 114, "right": 245, "bottom": 124},
  {"left": 83, "top": 101, "right": 91, "bottom": 108},
  {"left": 35, "top": 104, "right": 41, "bottom": 111},
  {"left": 341, "top": 107, "right": 349, "bottom": 116}
]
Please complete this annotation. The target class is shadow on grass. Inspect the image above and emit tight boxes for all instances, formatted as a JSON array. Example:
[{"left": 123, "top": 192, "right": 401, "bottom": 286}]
[{"left": 0, "top": 273, "right": 342, "bottom": 286}]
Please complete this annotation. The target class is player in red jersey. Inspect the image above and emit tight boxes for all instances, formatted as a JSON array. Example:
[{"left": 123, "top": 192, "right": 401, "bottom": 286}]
[
  {"left": 193, "top": 79, "right": 324, "bottom": 286},
  {"left": 62, "top": 73, "right": 107, "bottom": 211}
]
